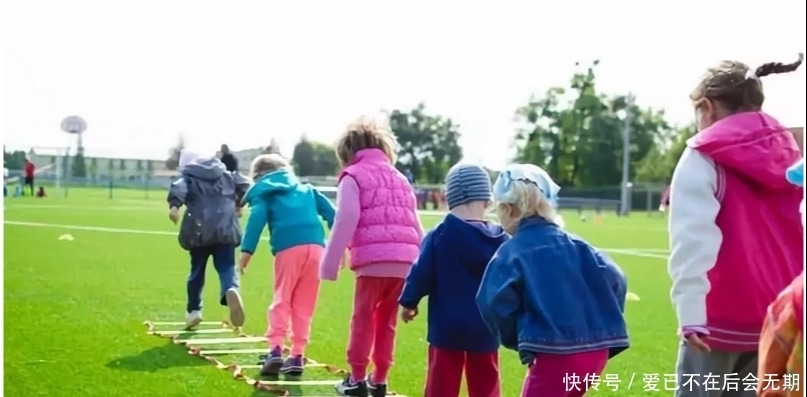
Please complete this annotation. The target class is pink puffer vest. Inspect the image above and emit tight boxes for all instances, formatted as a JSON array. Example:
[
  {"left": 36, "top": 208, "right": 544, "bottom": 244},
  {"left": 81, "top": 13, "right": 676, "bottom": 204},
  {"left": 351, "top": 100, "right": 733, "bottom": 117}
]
[{"left": 339, "top": 149, "right": 421, "bottom": 269}]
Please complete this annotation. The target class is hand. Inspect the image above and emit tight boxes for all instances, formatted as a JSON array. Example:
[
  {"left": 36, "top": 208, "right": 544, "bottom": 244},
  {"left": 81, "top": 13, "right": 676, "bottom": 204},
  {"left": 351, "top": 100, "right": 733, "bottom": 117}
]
[
  {"left": 340, "top": 252, "right": 350, "bottom": 270},
  {"left": 683, "top": 332, "right": 711, "bottom": 352},
  {"left": 239, "top": 253, "right": 251, "bottom": 275},
  {"left": 168, "top": 207, "right": 179, "bottom": 224},
  {"left": 401, "top": 307, "right": 418, "bottom": 323}
]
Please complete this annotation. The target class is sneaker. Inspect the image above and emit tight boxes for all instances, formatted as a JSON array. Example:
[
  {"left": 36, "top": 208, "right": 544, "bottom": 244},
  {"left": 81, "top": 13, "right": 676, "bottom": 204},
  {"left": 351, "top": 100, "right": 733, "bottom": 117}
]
[
  {"left": 279, "top": 355, "right": 304, "bottom": 376},
  {"left": 185, "top": 310, "right": 203, "bottom": 329},
  {"left": 259, "top": 346, "right": 284, "bottom": 377},
  {"left": 335, "top": 374, "right": 368, "bottom": 397},
  {"left": 224, "top": 288, "right": 245, "bottom": 327},
  {"left": 367, "top": 374, "right": 387, "bottom": 397}
]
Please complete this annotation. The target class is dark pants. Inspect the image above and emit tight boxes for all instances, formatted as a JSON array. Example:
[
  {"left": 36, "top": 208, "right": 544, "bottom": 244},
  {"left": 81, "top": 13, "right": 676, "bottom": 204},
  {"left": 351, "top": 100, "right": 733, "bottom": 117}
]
[
  {"left": 425, "top": 345, "right": 501, "bottom": 397},
  {"left": 24, "top": 176, "right": 34, "bottom": 196},
  {"left": 187, "top": 244, "right": 239, "bottom": 313}
]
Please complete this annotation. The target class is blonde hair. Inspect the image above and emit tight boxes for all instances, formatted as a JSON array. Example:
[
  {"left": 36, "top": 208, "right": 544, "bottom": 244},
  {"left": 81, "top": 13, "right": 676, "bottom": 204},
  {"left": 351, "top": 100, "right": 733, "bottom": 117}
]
[
  {"left": 690, "top": 55, "right": 803, "bottom": 112},
  {"left": 495, "top": 180, "right": 565, "bottom": 229},
  {"left": 249, "top": 153, "right": 290, "bottom": 180},
  {"left": 335, "top": 115, "right": 398, "bottom": 166}
]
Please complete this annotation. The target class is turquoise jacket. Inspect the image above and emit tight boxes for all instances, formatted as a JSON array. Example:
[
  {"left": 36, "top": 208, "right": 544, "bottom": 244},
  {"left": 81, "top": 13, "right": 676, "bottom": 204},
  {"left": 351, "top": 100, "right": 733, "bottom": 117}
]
[{"left": 240, "top": 169, "right": 335, "bottom": 255}]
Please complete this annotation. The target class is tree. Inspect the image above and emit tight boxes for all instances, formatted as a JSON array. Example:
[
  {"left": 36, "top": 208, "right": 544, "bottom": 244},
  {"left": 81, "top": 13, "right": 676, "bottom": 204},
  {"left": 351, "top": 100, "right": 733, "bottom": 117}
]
[
  {"left": 389, "top": 103, "right": 463, "bottom": 183},
  {"left": 72, "top": 148, "right": 87, "bottom": 178},
  {"left": 3, "top": 148, "right": 27, "bottom": 170},
  {"left": 165, "top": 134, "right": 185, "bottom": 170},
  {"left": 514, "top": 61, "right": 672, "bottom": 187},
  {"left": 292, "top": 136, "right": 339, "bottom": 176},
  {"left": 634, "top": 124, "right": 696, "bottom": 183}
]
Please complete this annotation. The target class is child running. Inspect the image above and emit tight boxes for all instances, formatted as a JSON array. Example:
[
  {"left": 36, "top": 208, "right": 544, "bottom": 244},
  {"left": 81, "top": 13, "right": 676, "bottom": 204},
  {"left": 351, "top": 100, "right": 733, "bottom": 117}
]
[
  {"left": 167, "top": 149, "right": 250, "bottom": 329},
  {"left": 399, "top": 163, "right": 509, "bottom": 397},
  {"left": 476, "top": 163, "right": 629, "bottom": 397},
  {"left": 238, "top": 154, "right": 335, "bottom": 377},
  {"left": 667, "top": 54, "right": 804, "bottom": 397},
  {"left": 755, "top": 158, "right": 804, "bottom": 397},
  {"left": 320, "top": 115, "right": 423, "bottom": 397}
]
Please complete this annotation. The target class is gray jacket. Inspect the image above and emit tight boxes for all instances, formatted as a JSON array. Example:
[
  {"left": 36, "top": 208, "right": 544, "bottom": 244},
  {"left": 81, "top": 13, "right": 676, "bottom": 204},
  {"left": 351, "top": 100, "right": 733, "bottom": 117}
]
[{"left": 167, "top": 158, "right": 251, "bottom": 251}]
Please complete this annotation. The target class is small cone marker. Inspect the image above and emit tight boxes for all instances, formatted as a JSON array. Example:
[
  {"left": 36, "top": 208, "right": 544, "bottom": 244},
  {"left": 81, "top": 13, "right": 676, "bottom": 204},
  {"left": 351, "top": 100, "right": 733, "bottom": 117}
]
[
  {"left": 58, "top": 234, "right": 74, "bottom": 241},
  {"left": 626, "top": 292, "right": 640, "bottom": 301}
]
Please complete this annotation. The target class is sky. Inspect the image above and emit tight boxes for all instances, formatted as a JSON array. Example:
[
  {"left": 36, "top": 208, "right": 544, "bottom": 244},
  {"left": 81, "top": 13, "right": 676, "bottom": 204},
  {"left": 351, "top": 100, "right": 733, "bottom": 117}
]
[{"left": 2, "top": 0, "right": 806, "bottom": 169}]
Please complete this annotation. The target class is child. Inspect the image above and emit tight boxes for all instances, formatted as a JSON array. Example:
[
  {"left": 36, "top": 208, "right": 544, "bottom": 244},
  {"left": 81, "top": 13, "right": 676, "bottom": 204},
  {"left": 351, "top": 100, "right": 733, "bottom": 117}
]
[
  {"left": 667, "top": 55, "right": 804, "bottom": 397},
  {"left": 320, "top": 115, "right": 423, "bottom": 397},
  {"left": 756, "top": 159, "right": 805, "bottom": 396},
  {"left": 476, "top": 163, "right": 629, "bottom": 397},
  {"left": 167, "top": 149, "right": 251, "bottom": 329},
  {"left": 238, "top": 154, "right": 335, "bottom": 377},
  {"left": 36, "top": 186, "right": 46, "bottom": 198},
  {"left": 399, "top": 163, "right": 509, "bottom": 397}
]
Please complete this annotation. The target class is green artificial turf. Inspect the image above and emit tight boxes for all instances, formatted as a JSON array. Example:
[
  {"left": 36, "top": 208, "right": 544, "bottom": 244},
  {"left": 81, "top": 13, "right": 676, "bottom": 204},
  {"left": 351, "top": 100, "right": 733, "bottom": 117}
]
[{"left": 4, "top": 188, "right": 676, "bottom": 396}]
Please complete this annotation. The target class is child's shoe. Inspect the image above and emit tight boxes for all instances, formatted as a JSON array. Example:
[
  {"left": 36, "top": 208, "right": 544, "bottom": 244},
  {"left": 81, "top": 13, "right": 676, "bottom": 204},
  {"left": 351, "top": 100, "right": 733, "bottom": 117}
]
[
  {"left": 335, "top": 374, "right": 368, "bottom": 397},
  {"left": 367, "top": 374, "right": 387, "bottom": 397},
  {"left": 259, "top": 346, "right": 284, "bottom": 377},
  {"left": 185, "top": 310, "right": 203, "bottom": 329},
  {"left": 279, "top": 355, "right": 304, "bottom": 376},
  {"left": 224, "top": 288, "right": 245, "bottom": 327}
]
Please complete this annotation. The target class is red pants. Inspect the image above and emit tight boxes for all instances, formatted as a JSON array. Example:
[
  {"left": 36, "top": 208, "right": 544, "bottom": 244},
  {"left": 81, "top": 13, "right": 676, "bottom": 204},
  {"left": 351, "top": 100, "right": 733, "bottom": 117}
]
[
  {"left": 346, "top": 276, "right": 404, "bottom": 383},
  {"left": 425, "top": 345, "right": 501, "bottom": 397},
  {"left": 521, "top": 350, "right": 609, "bottom": 397}
]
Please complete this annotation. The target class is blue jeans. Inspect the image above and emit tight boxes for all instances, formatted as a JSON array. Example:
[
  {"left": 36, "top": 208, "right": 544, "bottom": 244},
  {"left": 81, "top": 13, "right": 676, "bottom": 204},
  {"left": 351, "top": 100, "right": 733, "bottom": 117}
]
[{"left": 186, "top": 244, "right": 240, "bottom": 313}]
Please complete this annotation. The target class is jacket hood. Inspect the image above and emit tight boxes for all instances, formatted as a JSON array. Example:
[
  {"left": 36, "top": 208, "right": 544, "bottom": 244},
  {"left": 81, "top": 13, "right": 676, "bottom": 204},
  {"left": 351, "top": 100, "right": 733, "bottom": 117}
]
[
  {"left": 182, "top": 158, "right": 226, "bottom": 181},
  {"left": 243, "top": 169, "right": 300, "bottom": 204},
  {"left": 688, "top": 111, "right": 801, "bottom": 190},
  {"left": 439, "top": 213, "right": 508, "bottom": 278}
]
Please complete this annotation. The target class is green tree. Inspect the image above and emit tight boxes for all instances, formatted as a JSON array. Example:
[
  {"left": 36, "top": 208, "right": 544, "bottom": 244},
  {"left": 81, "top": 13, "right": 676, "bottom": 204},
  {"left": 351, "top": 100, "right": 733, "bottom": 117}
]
[
  {"left": 72, "top": 149, "right": 87, "bottom": 178},
  {"left": 3, "top": 148, "right": 27, "bottom": 170},
  {"left": 514, "top": 61, "right": 672, "bottom": 187},
  {"left": 389, "top": 103, "right": 463, "bottom": 183},
  {"left": 291, "top": 136, "right": 339, "bottom": 176},
  {"left": 634, "top": 124, "right": 696, "bottom": 183}
]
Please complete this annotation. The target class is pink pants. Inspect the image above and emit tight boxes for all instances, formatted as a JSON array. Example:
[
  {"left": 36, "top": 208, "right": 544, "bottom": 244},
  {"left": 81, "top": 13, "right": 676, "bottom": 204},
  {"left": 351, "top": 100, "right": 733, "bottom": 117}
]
[
  {"left": 425, "top": 345, "right": 501, "bottom": 397},
  {"left": 266, "top": 244, "right": 322, "bottom": 356},
  {"left": 521, "top": 349, "right": 609, "bottom": 397},
  {"left": 347, "top": 276, "right": 404, "bottom": 383}
]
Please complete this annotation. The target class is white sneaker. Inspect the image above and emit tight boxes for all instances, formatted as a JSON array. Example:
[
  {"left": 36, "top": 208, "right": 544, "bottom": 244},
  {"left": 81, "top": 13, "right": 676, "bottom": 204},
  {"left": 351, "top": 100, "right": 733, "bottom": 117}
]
[
  {"left": 186, "top": 310, "right": 203, "bottom": 329},
  {"left": 225, "top": 288, "right": 245, "bottom": 327}
]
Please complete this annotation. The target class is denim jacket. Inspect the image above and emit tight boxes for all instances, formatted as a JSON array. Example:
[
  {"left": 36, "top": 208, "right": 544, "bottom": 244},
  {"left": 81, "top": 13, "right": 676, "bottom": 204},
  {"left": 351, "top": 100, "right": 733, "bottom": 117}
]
[{"left": 476, "top": 216, "right": 629, "bottom": 365}]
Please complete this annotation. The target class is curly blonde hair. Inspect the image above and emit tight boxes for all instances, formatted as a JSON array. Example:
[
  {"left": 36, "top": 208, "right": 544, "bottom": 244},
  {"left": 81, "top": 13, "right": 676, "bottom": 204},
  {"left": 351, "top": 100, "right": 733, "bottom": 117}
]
[
  {"left": 249, "top": 153, "right": 290, "bottom": 180},
  {"left": 335, "top": 115, "right": 399, "bottom": 166}
]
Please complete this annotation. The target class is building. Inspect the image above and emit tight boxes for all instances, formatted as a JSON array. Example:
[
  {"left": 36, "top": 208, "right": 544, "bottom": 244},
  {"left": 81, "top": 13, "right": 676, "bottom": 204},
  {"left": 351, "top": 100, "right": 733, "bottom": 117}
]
[{"left": 27, "top": 149, "right": 167, "bottom": 180}]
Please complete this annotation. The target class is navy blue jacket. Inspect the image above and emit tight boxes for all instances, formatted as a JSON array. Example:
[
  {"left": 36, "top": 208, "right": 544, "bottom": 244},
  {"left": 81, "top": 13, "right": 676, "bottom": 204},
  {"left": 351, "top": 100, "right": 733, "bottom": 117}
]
[
  {"left": 476, "top": 216, "right": 629, "bottom": 365},
  {"left": 399, "top": 213, "right": 509, "bottom": 353}
]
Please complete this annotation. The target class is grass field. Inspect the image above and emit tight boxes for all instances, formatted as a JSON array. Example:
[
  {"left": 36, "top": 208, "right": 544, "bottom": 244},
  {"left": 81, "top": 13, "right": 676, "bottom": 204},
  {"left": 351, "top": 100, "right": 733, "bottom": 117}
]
[{"left": 4, "top": 188, "right": 675, "bottom": 397}]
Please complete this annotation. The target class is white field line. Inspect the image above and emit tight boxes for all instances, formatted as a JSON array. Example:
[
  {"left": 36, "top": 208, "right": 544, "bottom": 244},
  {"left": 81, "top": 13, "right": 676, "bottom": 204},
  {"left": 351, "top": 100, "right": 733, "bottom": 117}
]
[{"left": 4, "top": 220, "right": 668, "bottom": 260}]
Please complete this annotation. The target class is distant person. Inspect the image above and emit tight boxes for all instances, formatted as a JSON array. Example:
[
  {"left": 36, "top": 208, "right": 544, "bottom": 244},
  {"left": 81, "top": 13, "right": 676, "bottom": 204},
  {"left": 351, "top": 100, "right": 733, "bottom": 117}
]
[
  {"left": 36, "top": 186, "right": 46, "bottom": 198},
  {"left": 239, "top": 154, "right": 335, "bottom": 377},
  {"left": 399, "top": 163, "right": 509, "bottom": 397},
  {"left": 667, "top": 55, "right": 804, "bottom": 397},
  {"left": 219, "top": 144, "right": 239, "bottom": 172},
  {"left": 320, "top": 115, "right": 423, "bottom": 397},
  {"left": 167, "top": 148, "right": 251, "bottom": 330},
  {"left": 24, "top": 158, "right": 35, "bottom": 196}
]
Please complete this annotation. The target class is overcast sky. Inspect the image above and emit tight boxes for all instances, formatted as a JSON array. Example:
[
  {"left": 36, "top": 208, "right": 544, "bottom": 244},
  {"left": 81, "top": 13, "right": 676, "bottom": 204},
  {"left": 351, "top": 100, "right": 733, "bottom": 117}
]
[{"left": 3, "top": 0, "right": 805, "bottom": 168}]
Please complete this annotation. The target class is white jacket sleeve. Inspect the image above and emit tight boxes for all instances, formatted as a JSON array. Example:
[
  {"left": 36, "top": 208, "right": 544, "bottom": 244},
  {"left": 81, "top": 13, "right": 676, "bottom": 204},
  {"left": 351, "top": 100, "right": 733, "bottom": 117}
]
[{"left": 667, "top": 147, "right": 723, "bottom": 329}]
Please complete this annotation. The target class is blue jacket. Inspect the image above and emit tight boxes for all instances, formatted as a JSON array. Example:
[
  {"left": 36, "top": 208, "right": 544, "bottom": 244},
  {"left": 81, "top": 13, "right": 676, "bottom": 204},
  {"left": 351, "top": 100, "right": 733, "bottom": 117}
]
[
  {"left": 399, "top": 213, "right": 509, "bottom": 353},
  {"left": 167, "top": 158, "right": 251, "bottom": 251},
  {"left": 240, "top": 169, "right": 335, "bottom": 255},
  {"left": 476, "top": 216, "right": 629, "bottom": 365}
]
